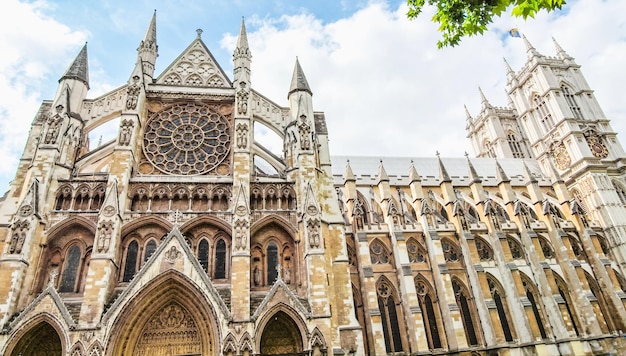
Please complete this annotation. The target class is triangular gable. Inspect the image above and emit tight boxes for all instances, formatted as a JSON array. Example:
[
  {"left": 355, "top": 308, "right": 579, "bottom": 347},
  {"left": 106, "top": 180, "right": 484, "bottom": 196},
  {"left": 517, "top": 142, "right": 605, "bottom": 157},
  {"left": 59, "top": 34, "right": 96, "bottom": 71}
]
[
  {"left": 101, "top": 226, "right": 230, "bottom": 325},
  {"left": 8, "top": 286, "right": 75, "bottom": 331},
  {"left": 251, "top": 277, "right": 309, "bottom": 321},
  {"left": 155, "top": 36, "right": 232, "bottom": 88}
]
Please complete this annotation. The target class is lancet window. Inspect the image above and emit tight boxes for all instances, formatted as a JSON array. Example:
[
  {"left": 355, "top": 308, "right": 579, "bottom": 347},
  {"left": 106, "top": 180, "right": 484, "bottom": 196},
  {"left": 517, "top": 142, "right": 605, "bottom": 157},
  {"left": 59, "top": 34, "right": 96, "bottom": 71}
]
[
  {"left": 487, "top": 276, "right": 514, "bottom": 342},
  {"left": 475, "top": 237, "right": 494, "bottom": 261},
  {"left": 521, "top": 275, "right": 548, "bottom": 339},
  {"left": 507, "top": 132, "right": 525, "bottom": 158},
  {"left": 534, "top": 95, "right": 554, "bottom": 132},
  {"left": 453, "top": 279, "right": 480, "bottom": 346},
  {"left": 507, "top": 236, "right": 524, "bottom": 260},
  {"left": 376, "top": 279, "right": 404, "bottom": 353},
  {"left": 562, "top": 85, "right": 583, "bottom": 119},
  {"left": 415, "top": 277, "right": 442, "bottom": 349},
  {"left": 59, "top": 244, "right": 86, "bottom": 293}
]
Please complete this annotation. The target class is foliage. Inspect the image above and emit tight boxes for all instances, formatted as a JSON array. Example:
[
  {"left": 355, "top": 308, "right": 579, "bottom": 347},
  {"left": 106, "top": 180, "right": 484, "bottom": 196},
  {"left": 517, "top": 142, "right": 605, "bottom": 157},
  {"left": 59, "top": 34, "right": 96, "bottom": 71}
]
[{"left": 406, "top": 0, "right": 566, "bottom": 48}]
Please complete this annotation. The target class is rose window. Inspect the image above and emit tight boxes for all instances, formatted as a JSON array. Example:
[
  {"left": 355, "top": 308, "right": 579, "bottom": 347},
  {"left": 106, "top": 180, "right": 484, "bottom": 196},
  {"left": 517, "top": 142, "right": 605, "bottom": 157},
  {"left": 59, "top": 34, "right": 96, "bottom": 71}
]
[{"left": 143, "top": 103, "right": 230, "bottom": 175}]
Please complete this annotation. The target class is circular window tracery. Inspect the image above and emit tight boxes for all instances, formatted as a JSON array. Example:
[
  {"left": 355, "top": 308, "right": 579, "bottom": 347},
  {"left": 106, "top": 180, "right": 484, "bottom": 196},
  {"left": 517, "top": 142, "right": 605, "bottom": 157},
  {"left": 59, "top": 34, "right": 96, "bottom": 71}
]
[{"left": 143, "top": 103, "right": 231, "bottom": 175}]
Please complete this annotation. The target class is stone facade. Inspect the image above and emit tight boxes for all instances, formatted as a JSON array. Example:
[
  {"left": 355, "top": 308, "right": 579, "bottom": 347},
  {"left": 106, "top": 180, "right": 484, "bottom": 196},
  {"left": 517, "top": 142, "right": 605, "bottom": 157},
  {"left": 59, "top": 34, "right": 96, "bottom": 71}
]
[{"left": 1, "top": 14, "right": 626, "bottom": 356}]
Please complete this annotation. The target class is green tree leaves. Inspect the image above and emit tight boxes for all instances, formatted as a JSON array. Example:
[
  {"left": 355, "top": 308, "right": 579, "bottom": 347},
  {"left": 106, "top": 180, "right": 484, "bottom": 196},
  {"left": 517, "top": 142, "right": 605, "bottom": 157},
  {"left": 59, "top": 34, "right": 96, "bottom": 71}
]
[{"left": 407, "top": 0, "right": 566, "bottom": 48}]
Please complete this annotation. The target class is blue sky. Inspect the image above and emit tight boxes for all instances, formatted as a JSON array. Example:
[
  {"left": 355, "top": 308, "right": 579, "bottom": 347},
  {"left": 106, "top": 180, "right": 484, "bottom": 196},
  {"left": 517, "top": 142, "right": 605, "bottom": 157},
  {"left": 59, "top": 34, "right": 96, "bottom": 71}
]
[{"left": 1, "top": 0, "right": 625, "bottom": 194}]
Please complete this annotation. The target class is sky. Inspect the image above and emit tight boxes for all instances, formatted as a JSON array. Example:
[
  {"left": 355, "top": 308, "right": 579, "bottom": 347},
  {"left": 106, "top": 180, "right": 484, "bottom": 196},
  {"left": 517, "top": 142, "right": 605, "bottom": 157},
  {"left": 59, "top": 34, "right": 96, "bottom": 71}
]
[{"left": 0, "top": 0, "right": 625, "bottom": 193}]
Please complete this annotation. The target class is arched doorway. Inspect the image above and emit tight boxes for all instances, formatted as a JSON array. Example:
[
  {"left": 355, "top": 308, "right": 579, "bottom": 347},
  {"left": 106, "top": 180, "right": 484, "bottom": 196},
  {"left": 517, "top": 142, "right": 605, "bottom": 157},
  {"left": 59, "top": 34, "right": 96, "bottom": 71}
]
[
  {"left": 9, "top": 321, "right": 63, "bottom": 356},
  {"left": 107, "top": 271, "right": 218, "bottom": 356},
  {"left": 259, "top": 311, "right": 304, "bottom": 355}
]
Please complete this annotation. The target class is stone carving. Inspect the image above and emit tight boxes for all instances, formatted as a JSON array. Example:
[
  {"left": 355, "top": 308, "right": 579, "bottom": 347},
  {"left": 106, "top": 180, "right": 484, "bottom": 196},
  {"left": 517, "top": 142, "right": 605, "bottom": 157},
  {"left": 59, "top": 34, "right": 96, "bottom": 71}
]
[
  {"left": 119, "top": 119, "right": 134, "bottom": 146},
  {"left": 236, "top": 81, "right": 249, "bottom": 115},
  {"left": 48, "top": 269, "right": 59, "bottom": 288},
  {"left": 165, "top": 245, "right": 181, "bottom": 263},
  {"left": 97, "top": 220, "right": 114, "bottom": 253},
  {"left": 9, "top": 220, "right": 30, "bottom": 254},
  {"left": 284, "top": 262, "right": 291, "bottom": 284},
  {"left": 45, "top": 110, "right": 63, "bottom": 144},
  {"left": 234, "top": 219, "right": 248, "bottom": 251},
  {"left": 298, "top": 115, "right": 312, "bottom": 150},
  {"left": 253, "top": 265, "right": 262, "bottom": 286},
  {"left": 126, "top": 75, "right": 141, "bottom": 110},
  {"left": 236, "top": 123, "right": 248, "bottom": 149},
  {"left": 19, "top": 204, "right": 33, "bottom": 217},
  {"left": 307, "top": 217, "right": 321, "bottom": 249},
  {"left": 102, "top": 205, "right": 116, "bottom": 217},
  {"left": 135, "top": 302, "right": 202, "bottom": 355}
]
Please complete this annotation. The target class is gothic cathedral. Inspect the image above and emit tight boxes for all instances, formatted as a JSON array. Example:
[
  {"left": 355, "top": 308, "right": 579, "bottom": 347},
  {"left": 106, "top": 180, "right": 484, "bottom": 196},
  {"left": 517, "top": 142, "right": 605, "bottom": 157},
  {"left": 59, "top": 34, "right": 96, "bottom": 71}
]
[{"left": 1, "top": 13, "right": 626, "bottom": 356}]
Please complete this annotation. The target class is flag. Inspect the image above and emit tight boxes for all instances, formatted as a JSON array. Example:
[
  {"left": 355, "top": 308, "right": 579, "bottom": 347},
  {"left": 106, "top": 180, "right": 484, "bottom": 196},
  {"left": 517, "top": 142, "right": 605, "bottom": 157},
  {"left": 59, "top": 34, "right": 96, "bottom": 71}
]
[{"left": 508, "top": 28, "right": 521, "bottom": 38}]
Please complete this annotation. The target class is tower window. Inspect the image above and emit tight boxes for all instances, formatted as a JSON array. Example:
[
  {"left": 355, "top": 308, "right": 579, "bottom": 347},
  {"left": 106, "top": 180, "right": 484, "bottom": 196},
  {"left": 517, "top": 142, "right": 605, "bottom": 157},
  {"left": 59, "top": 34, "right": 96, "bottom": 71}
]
[
  {"left": 562, "top": 86, "right": 583, "bottom": 119},
  {"left": 507, "top": 133, "right": 525, "bottom": 158},
  {"left": 534, "top": 95, "right": 554, "bottom": 132}
]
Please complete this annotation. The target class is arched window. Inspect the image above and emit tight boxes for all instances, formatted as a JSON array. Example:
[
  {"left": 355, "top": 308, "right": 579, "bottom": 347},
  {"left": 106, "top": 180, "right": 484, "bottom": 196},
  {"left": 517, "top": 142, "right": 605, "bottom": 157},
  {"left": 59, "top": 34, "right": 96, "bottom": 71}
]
[
  {"left": 453, "top": 280, "right": 480, "bottom": 346},
  {"left": 521, "top": 275, "right": 548, "bottom": 339},
  {"left": 487, "top": 276, "right": 514, "bottom": 342},
  {"left": 369, "top": 240, "right": 391, "bottom": 264},
  {"left": 123, "top": 240, "right": 139, "bottom": 282},
  {"left": 507, "top": 133, "right": 525, "bottom": 158},
  {"left": 441, "top": 238, "right": 460, "bottom": 262},
  {"left": 561, "top": 85, "right": 583, "bottom": 119},
  {"left": 59, "top": 245, "right": 82, "bottom": 293},
  {"left": 144, "top": 240, "right": 157, "bottom": 262},
  {"left": 585, "top": 272, "right": 615, "bottom": 333},
  {"left": 377, "top": 280, "right": 404, "bottom": 352},
  {"left": 507, "top": 236, "right": 524, "bottom": 259},
  {"left": 415, "top": 277, "right": 442, "bottom": 349},
  {"left": 538, "top": 235, "right": 554, "bottom": 259},
  {"left": 214, "top": 239, "right": 227, "bottom": 279},
  {"left": 407, "top": 238, "right": 427, "bottom": 264},
  {"left": 475, "top": 237, "right": 494, "bottom": 261},
  {"left": 198, "top": 239, "right": 209, "bottom": 273},
  {"left": 534, "top": 95, "right": 554, "bottom": 132},
  {"left": 267, "top": 242, "right": 278, "bottom": 284},
  {"left": 555, "top": 276, "right": 580, "bottom": 336}
]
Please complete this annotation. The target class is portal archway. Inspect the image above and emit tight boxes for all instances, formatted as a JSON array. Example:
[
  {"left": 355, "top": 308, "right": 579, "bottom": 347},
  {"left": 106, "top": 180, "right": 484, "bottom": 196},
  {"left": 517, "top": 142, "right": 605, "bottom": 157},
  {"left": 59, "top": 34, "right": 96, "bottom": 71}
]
[
  {"left": 259, "top": 311, "right": 304, "bottom": 355},
  {"left": 107, "top": 270, "right": 219, "bottom": 356},
  {"left": 8, "top": 320, "right": 63, "bottom": 356}
]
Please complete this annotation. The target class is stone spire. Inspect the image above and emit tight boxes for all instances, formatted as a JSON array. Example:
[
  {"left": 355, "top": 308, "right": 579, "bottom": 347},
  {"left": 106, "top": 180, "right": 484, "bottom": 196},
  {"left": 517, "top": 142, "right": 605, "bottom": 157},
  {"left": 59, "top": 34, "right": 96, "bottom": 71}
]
[
  {"left": 436, "top": 152, "right": 451, "bottom": 183},
  {"left": 409, "top": 160, "right": 421, "bottom": 183},
  {"left": 464, "top": 104, "right": 473, "bottom": 130},
  {"left": 552, "top": 37, "right": 572, "bottom": 60},
  {"left": 546, "top": 159, "right": 564, "bottom": 184},
  {"left": 376, "top": 160, "right": 389, "bottom": 183},
  {"left": 523, "top": 34, "right": 541, "bottom": 58},
  {"left": 522, "top": 161, "right": 537, "bottom": 184},
  {"left": 344, "top": 160, "right": 355, "bottom": 183},
  {"left": 478, "top": 87, "right": 492, "bottom": 109},
  {"left": 503, "top": 57, "right": 514, "bottom": 75},
  {"left": 288, "top": 57, "right": 312, "bottom": 97},
  {"left": 234, "top": 17, "right": 251, "bottom": 81},
  {"left": 495, "top": 160, "right": 510, "bottom": 183},
  {"left": 465, "top": 152, "right": 481, "bottom": 183},
  {"left": 137, "top": 10, "right": 158, "bottom": 79},
  {"left": 61, "top": 43, "right": 89, "bottom": 88}
]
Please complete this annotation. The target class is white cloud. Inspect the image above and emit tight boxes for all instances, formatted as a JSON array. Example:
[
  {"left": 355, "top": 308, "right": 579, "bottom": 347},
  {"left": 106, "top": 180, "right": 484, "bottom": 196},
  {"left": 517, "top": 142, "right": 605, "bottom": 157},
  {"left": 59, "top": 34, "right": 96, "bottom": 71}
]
[{"left": 0, "top": 0, "right": 87, "bottom": 190}]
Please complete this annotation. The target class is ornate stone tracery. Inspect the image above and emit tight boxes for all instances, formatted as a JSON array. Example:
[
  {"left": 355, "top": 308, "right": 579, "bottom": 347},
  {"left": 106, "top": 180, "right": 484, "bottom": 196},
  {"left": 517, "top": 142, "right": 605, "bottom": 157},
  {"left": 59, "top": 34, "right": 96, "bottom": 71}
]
[{"left": 143, "top": 103, "right": 231, "bottom": 175}]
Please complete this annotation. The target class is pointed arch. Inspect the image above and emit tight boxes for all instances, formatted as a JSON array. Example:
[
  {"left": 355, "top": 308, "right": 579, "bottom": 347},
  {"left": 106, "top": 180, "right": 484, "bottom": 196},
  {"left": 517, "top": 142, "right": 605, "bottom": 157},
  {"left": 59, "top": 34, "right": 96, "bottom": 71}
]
[
  {"left": 369, "top": 238, "right": 392, "bottom": 265},
  {"left": 553, "top": 272, "right": 581, "bottom": 336},
  {"left": 414, "top": 275, "right": 443, "bottom": 349},
  {"left": 223, "top": 332, "right": 238, "bottom": 355},
  {"left": 105, "top": 269, "right": 220, "bottom": 356},
  {"left": 406, "top": 235, "right": 428, "bottom": 264},
  {"left": 584, "top": 271, "right": 615, "bottom": 333},
  {"left": 3, "top": 314, "right": 68, "bottom": 356},
  {"left": 452, "top": 277, "right": 481, "bottom": 346},
  {"left": 240, "top": 331, "right": 253, "bottom": 355},
  {"left": 486, "top": 273, "right": 515, "bottom": 342},
  {"left": 309, "top": 326, "right": 327, "bottom": 351},
  {"left": 376, "top": 276, "right": 406, "bottom": 352},
  {"left": 255, "top": 304, "right": 308, "bottom": 355},
  {"left": 519, "top": 272, "right": 548, "bottom": 339}
]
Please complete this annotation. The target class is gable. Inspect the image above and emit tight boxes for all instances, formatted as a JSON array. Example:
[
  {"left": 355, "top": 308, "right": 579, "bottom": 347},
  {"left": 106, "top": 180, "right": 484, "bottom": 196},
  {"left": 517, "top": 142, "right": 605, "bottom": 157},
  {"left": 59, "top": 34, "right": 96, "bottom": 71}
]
[{"left": 156, "top": 38, "right": 232, "bottom": 88}]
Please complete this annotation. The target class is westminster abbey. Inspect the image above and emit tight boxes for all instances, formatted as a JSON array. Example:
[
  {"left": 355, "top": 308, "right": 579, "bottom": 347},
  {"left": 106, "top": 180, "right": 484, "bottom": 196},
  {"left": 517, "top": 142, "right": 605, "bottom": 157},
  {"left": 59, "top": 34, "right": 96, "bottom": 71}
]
[{"left": 1, "top": 12, "right": 626, "bottom": 356}]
